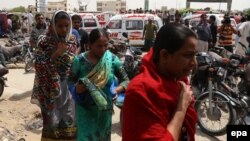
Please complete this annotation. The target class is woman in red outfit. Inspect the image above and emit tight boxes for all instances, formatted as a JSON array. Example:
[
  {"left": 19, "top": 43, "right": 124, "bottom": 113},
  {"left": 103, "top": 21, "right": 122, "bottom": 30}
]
[{"left": 122, "top": 23, "right": 198, "bottom": 141}]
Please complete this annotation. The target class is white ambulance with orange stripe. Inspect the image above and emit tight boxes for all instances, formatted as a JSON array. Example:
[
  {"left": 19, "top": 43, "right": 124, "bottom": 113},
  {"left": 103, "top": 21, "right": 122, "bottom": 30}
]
[
  {"left": 78, "top": 13, "right": 101, "bottom": 33},
  {"left": 106, "top": 14, "right": 163, "bottom": 46}
]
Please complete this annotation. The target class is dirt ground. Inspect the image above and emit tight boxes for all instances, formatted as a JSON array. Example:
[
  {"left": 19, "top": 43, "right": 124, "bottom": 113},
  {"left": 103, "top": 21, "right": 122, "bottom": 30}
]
[
  {"left": 0, "top": 68, "right": 41, "bottom": 141},
  {"left": 0, "top": 67, "right": 122, "bottom": 141}
]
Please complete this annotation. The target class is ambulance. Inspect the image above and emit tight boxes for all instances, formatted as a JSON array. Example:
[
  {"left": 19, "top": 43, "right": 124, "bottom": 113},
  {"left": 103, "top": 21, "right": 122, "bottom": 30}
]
[
  {"left": 78, "top": 13, "right": 101, "bottom": 33},
  {"left": 106, "top": 14, "right": 163, "bottom": 46}
]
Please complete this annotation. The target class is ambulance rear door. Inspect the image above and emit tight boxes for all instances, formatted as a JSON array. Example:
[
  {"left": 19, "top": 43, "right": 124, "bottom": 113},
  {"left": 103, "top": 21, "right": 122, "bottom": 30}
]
[
  {"left": 125, "top": 18, "right": 144, "bottom": 46},
  {"left": 107, "top": 19, "right": 123, "bottom": 40}
]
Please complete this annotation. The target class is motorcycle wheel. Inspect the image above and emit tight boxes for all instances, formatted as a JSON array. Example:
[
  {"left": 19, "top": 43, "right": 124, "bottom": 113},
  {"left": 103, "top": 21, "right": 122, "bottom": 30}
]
[
  {"left": 195, "top": 92, "right": 236, "bottom": 136},
  {"left": 24, "top": 53, "right": 31, "bottom": 65},
  {"left": 25, "top": 59, "right": 34, "bottom": 72},
  {"left": 0, "top": 79, "right": 4, "bottom": 97}
]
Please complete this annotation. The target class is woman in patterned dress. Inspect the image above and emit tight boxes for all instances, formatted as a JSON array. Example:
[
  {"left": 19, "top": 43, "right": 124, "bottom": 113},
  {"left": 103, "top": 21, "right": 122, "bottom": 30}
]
[{"left": 31, "top": 10, "right": 77, "bottom": 141}]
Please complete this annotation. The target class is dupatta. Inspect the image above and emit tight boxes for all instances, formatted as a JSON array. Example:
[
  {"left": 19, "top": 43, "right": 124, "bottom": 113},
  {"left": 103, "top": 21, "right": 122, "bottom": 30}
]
[
  {"left": 82, "top": 50, "right": 113, "bottom": 89},
  {"left": 79, "top": 50, "right": 113, "bottom": 110}
]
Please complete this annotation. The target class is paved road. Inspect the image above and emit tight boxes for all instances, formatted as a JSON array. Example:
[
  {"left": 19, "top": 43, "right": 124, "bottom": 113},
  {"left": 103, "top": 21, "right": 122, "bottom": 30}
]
[{"left": 1, "top": 68, "right": 228, "bottom": 141}]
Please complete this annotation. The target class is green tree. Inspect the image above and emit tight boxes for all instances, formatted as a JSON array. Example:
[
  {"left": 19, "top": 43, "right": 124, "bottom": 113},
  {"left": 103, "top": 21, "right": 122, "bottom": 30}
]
[
  {"left": 10, "top": 6, "right": 26, "bottom": 12},
  {"left": 179, "top": 8, "right": 195, "bottom": 16},
  {"left": 243, "top": 8, "right": 250, "bottom": 15},
  {"left": 73, "top": 8, "right": 78, "bottom": 12}
]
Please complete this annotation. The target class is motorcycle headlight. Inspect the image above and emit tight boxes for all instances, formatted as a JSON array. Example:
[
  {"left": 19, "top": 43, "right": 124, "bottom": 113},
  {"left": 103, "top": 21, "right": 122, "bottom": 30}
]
[
  {"left": 217, "top": 67, "right": 225, "bottom": 78},
  {"left": 229, "top": 59, "right": 240, "bottom": 68}
]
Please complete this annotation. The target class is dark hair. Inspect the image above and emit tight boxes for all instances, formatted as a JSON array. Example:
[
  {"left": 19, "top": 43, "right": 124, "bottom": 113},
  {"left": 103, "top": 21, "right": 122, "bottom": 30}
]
[
  {"left": 209, "top": 15, "right": 216, "bottom": 21},
  {"left": 54, "top": 11, "right": 70, "bottom": 24},
  {"left": 200, "top": 13, "right": 207, "bottom": 18},
  {"left": 89, "top": 28, "right": 109, "bottom": 44},
  {"left": 246, "top": 15, "right": 250, "bottom": 21},
  {"left": 241, "top": 17, "right": 246, "bottom": 23},
  {"left": 71, "top": 14, "right": 82, "bottom": 22},
  {"left": 35, "top": 13, "right": 43, "bottom": 19},
  {"left": 175, "top": 13, "right": 181, "bottom": 17},
  {"left": 153, "top": 23, "right": 197, "bottom": 63},
  {"left": 223, "top": 16, "right": 231, "bottom": 24}
]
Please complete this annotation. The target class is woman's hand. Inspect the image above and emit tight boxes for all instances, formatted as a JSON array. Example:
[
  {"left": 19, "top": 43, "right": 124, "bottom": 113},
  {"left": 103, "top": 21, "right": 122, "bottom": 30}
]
[
  {"left": 112, "top": 86, "right": 124, "bottom": 100},
  {"left": 76, "top": 82, "right": 87, "bottom": 94},
  {"left": 56, "top": 42, "right": 68, "bottom": 55},
  {"left": 112, "top": 89, "right": 118, "bottom": 100},
  {"left": 167, "top": 81, "right": 193, "bottom": 141},
  {"left": 177, "top": 81, "right": 193, "bottom": 112},
  {"left": 51, "top": 42, "right": 68, "bottom": 61}
]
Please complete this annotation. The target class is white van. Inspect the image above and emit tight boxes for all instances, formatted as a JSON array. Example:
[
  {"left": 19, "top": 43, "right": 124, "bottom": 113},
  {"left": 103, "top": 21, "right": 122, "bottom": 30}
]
[
  {"left": 78, "top": 13, "right": 101, "bottom": 33},
  {"left": 106, "top": 14, "right": 163, "bottom": 46}
]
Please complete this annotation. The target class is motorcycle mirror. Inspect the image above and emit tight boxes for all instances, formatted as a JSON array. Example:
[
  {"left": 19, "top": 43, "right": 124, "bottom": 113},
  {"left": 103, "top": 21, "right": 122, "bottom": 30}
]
[
  {"left": 109, "top": 39, "right": 115, "bottom": 44},
  {"left": 122, "top": 32, "right": 128, "bottom": 38}
]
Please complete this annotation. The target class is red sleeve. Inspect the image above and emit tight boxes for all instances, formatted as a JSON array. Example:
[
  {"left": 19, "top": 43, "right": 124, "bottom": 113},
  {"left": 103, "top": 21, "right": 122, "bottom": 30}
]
[{"left": 122, "top": 84, "right": 174, "bottom": 141}]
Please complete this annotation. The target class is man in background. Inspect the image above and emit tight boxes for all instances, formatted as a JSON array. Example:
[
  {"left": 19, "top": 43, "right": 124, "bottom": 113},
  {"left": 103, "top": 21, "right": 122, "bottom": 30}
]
[
  {"left": 236, "top": 15, "right": 250, "bottom": 56},
  {"left": 27, "top": 11, "right": 34, "bottom": 32},
  {"left": 29, "top": 13, "right": 47, "bottom": 49},
  {"left": 71, "top": 14, "right": 89, "bottom": 54},
  {"left": 209, "top": 15, "right": 217, "bottom": 48},
  {"left": 196, "top": 14, "right": 211, "bottom": 52},
  {"left": 217, "top": 16, "right": 237, "bottom": 53},
  {"left": 142, "top": 18, "right": 157, "bottom": 51}
]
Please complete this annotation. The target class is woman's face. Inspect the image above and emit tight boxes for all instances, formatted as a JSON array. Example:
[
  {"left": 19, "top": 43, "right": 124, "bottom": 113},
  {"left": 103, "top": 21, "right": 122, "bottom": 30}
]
[
  {"left": 159, "top": 37, "right": 198, "bottom": 79},
  {"left": 90, "top": 36, "right": 109, "bottom": 59},
  {"left": 55, "top": 18, "right": 70, "bottom": 37}
]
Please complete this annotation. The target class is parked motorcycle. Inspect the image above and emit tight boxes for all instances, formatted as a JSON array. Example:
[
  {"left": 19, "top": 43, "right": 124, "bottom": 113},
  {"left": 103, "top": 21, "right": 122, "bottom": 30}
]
[
  {"left": 122, "top": 32, "right": 142, "bottom": 79},
  {"left": 0, "top": 65, "right": 8, "bottom": 97},
  {"left": 109, "top": 32, "right": 142, "bottom": 128},
  {"left": 22, "top": 39, "right": 34, "bottom": 72},
  {"left": 0, "top": 44, "right": 23, "bottom": 65},
  {"left": 194, "top": 52, "right": 250, "bottom": 136}
]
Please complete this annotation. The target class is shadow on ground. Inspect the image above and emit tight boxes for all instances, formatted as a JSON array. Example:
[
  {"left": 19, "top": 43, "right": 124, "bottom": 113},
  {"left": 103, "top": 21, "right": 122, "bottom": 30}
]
[
  {"left": 23, "top": 69, "right": 35, "bottom": 74},
  {"left": 112, "top": 122, "right": 122, "bottom": 137},
  {"left": 8, "top": 90, "right": 32, "bottom": 101},
  {"left": 0, "top": 99, "right": 6, "bottom": 102},
  {"left": 7, "top": 63, "right": 25, "bottom": 69},
  {"left": 195, "top": 127, "right": 223, "bottom": 141}
]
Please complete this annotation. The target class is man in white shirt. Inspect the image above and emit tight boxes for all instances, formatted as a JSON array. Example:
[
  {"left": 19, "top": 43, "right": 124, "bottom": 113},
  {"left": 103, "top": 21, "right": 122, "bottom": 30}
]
[
  {"left": 26, "top": 11, "right": 34, "bottom": 32},
  {"left": 236, "top": 15, "right": 250, "bottom": 56}
]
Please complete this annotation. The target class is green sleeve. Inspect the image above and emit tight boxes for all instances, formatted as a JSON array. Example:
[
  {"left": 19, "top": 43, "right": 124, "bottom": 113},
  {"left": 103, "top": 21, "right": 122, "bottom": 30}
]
[
  {"left": 144, "top": 24, "right": 147, "bottom": 30},
  {"left": 67, "top": 56, "right": 81, "bottom": 85},
  {"left": 113, "top": 55, "right": 130, "bottom": 90},
  {"left": 154, "top": 25, "right": 158, "bottom": 31}
]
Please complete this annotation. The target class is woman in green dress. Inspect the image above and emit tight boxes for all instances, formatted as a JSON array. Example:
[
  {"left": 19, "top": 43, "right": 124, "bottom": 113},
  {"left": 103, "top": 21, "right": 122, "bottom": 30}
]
[{"left": 68, "top": 28, "right": 129, "bottom": 141}]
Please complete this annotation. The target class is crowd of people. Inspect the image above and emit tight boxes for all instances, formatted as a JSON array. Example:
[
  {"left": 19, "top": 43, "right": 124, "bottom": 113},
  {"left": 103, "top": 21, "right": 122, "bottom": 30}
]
[
  {"left": 1, "top": 7, "right": 250, "bottom": 141},
  {"left": 0, "top": 9, "right": 198, "bottom": 141}
]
